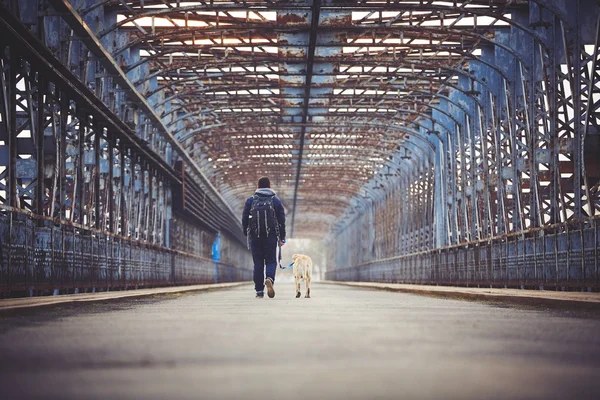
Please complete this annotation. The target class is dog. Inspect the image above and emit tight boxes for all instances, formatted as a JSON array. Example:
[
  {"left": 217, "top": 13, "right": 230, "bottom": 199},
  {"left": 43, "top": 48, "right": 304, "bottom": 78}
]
[{"left": 291, "top": 254, "right": 312, "bottom": 298}]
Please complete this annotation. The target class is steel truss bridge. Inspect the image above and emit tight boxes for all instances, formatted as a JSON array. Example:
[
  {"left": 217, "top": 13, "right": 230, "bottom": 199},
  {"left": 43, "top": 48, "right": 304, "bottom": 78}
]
[{"left": 0, "top": 0, "right": 599, "bottom": 296}]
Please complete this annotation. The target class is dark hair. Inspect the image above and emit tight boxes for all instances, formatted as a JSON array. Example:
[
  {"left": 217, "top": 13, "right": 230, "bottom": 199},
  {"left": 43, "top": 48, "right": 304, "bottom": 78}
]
[{"left": 257, "top": 177, "right": 271, "bottom": 188}]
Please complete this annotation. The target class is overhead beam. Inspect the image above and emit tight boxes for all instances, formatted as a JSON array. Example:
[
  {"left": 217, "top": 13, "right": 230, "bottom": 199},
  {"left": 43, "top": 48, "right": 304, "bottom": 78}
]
[
  {"left": 290, "top": 0, "right": 321, "bottom": 238},
  {"left": 46, "top": 0, "right": 245, "bottom": 239}
]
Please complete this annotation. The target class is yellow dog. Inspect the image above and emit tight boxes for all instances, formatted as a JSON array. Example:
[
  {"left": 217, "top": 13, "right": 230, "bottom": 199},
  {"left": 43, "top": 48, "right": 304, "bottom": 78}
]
[{"left": 291, "top": 254, "right": 313, "bottom": 298}]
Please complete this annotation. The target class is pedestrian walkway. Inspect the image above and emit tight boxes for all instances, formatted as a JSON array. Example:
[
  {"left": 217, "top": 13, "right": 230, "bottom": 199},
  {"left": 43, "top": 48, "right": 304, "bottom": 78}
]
[
  {"left": 1, "top": 282, "right": 599, "bottom": 400},
  {"left": 0, "top": 282, "right": 247, "bottom": 311},
  {"left": 327, "top": 281, "right": 600, "bottom": 307}
]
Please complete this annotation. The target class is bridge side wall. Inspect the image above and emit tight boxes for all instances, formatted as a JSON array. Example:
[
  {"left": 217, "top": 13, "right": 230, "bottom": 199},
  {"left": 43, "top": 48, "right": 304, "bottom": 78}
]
[
  {"left": 0, "top": 2, "right": 252, "bottom": 297},
  {"left": 327, "top": 0, "right": 600, "bottom": 290}
]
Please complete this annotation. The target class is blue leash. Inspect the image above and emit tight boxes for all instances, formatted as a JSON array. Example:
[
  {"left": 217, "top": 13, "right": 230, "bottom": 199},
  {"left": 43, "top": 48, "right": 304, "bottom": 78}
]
[
  {"left": 278, "top": 239, "right": 291, "bottom": 269},
  {"left": 279, "top": 262, "right": 294, "bottom": 270}
]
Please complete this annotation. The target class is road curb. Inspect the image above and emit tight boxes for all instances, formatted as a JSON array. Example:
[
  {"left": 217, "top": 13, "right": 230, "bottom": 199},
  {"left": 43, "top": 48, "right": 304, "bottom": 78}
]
[
  {"left": 323, "top": 281, "right": 600, "bottom": 309},
  {"left": 0, "top": 282, "right": 251, "bottom": 312}
]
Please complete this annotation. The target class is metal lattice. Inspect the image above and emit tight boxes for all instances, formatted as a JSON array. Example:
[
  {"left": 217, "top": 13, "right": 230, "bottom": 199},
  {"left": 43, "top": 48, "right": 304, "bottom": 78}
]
[{"left": 1, "top": 0, "right": 599, "bottom": 293}]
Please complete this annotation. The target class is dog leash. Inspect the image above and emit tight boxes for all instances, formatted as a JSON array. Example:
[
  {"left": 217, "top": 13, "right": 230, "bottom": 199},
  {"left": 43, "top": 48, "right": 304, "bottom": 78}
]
[
  {"left": 278, "top": 239, "right": 293, "bottom": 269},
  {"left": 277, "top": 239, "right": 283, "bottom": 269}
]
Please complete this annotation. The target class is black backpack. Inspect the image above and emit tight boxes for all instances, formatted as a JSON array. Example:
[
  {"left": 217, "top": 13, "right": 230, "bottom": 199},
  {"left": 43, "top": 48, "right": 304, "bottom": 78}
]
[{"left": 248, "top": 195, "right": 279, "bottom": 238}]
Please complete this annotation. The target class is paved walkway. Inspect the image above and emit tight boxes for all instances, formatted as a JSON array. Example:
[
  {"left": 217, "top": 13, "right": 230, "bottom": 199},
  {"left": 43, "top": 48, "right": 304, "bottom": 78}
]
[
  {"left": 1, "top": 282, "right": 599, "bottom": 400},
  {"left": 327, "top": 281, "right": 600, "bottom": 307},
  {"left": 0, "top": 282, "right": 247, "bottom": 311}
]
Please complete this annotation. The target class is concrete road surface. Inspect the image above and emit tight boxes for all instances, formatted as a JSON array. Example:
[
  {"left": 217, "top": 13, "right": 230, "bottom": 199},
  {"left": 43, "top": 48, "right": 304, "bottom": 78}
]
[{"left": 1, "top": 282, "right": 599, "bottom": 400}]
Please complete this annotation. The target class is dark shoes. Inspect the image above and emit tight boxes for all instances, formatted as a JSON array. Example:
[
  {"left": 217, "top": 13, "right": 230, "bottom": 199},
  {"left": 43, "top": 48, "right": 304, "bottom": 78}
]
[
  {"left": 256, "top": 291, "right": 264, "bottom": 298},
  {"left": 265, "top": 278, "right": 275, "bottom": 298}
]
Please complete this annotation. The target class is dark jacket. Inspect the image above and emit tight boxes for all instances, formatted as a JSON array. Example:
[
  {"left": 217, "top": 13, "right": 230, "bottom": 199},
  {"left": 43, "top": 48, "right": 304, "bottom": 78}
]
[{"left": 242, "top": 188, "right": 286, "bottom": 240}]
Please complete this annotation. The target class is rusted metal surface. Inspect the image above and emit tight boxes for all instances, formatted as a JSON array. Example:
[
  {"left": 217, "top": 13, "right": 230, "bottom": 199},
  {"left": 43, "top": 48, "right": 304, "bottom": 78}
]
[{"left": 65, "top": 0, "right": 510, "bottom": 237}]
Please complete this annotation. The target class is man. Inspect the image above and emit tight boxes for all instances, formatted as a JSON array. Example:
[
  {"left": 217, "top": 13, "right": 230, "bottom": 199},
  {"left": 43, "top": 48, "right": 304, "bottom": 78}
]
[{"left": 242, "top": 176, "right": 286, "bottom": 298}]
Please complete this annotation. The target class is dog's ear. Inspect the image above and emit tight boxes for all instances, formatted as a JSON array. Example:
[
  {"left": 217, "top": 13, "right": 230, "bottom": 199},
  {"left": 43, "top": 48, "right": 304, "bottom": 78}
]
[{"left": 292, "top": 254, "right": 298, "bottom": 260}]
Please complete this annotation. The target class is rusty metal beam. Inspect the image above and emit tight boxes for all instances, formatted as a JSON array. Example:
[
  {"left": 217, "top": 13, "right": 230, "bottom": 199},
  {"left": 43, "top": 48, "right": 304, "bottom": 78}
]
[{"left": 290, "top": 0, "right": 321, "bottom": 238}]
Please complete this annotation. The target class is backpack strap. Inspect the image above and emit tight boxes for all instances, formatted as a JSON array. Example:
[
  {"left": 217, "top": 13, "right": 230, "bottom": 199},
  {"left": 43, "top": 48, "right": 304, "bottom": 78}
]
[{"left": 272, "top": 197, "right": 280, "bottom": 239}]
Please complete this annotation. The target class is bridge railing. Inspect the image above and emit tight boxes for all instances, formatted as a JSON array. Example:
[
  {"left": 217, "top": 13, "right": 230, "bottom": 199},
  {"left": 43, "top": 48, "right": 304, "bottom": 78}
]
[
  {"left": 0, "top": 206, "right": 251, "bottom": 298},
  {"left": 326, "top": 216, "right": 599, "bottom": 291}
]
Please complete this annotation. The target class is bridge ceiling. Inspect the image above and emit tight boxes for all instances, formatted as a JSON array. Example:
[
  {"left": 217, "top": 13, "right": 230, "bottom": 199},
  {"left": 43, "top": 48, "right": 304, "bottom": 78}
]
[{"left": 97, "top": 0, "right": 524, "bottom": 237}]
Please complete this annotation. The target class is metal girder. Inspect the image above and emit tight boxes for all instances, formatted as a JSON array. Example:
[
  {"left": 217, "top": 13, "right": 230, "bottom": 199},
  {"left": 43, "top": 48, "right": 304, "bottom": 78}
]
[
  {"left": 74, "top": 0, "right": 538, "bottom": 241},
  {"left": 3, "top": 0, "right": 600, "bottom": 292},
  {"left": 326, "top": 0, "right": 600, "bottom": 290},
  {"left": 0, "top": 0, "right": 253, "bottom": 271},
  {"left": 44, "top": 0, "right": 246, "bottom": 243}
]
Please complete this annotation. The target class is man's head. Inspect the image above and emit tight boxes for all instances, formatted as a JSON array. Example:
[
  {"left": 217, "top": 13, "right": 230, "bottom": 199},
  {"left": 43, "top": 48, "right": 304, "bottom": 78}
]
[{"left": 257, "top": 176, "right": 271, "bottom": 188}]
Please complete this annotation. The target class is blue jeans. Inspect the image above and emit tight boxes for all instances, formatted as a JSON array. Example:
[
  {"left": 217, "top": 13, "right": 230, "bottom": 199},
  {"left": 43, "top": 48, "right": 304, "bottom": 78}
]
[{"left": 250, "top": 234, "right": 278, "bottom": 293}]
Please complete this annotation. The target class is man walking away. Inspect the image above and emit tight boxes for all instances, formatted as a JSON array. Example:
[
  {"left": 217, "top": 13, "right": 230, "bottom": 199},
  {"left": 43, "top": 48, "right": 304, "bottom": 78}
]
[{"left": 242, "top": 177, "right": 286, "bottom": 298}]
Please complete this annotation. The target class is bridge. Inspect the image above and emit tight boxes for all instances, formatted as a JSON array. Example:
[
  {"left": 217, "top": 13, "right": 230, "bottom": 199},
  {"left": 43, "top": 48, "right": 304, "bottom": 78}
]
[{"left": 0, "top": 1, "right": 599, "bottom": 399}]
